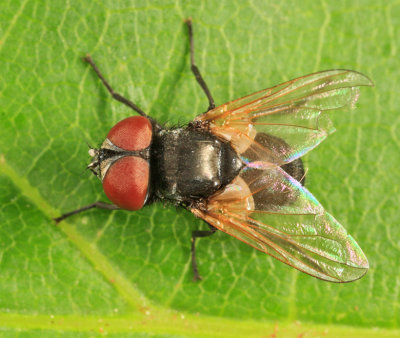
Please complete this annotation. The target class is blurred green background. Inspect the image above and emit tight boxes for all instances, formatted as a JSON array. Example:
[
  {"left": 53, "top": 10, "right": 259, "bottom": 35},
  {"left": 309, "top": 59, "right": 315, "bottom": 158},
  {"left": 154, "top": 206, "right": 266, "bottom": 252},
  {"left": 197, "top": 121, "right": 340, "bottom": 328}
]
[{"left": 1, "top": 0, "right": 399, "bottom": 336}]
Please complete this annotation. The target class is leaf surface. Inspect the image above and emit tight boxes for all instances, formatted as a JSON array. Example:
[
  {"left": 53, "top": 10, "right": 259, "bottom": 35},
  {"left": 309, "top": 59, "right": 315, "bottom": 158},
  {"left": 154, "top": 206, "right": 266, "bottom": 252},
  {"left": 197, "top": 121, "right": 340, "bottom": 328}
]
[{"left": 0, "top": 0, "right": 399, "bottom": 335}]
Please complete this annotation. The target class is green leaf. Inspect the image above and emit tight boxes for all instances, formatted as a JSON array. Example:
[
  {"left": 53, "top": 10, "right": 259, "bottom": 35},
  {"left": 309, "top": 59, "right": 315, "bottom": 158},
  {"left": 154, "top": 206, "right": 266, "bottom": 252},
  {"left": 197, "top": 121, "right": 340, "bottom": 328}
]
[{"left": 1, "top": 0, "right": 399, "bottom": 336}]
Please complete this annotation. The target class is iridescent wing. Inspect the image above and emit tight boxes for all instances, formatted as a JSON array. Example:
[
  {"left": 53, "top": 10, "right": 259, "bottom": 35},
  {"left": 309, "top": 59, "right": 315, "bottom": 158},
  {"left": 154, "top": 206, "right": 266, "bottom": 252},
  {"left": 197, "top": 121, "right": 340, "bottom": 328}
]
[
  {"left": 196, "top": 70, "right": 373, "bottom": 167},
  {"left": 191, "top": 166, "right": 369, "bottom": 282}
]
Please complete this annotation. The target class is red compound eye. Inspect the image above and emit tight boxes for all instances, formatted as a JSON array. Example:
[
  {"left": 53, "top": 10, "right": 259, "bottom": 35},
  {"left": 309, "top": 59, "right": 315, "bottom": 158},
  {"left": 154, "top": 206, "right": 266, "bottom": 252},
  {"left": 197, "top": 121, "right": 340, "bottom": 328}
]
[
  {"left": 103, "top": 156, "right": 149, "bottom": 210},
  {"left": 107, "top": 116, "right": 152, "bottom": 150}
]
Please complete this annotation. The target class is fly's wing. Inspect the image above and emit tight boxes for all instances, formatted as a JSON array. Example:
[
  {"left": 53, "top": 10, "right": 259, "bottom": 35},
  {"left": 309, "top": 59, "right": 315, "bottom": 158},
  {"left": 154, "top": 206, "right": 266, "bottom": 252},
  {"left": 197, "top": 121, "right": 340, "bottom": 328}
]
[
  {"left": 196, "top": 70, "right": 373, "bottom": 166},
  {"left": 191, "top": 166, "right": 369, "bottom": 282}
]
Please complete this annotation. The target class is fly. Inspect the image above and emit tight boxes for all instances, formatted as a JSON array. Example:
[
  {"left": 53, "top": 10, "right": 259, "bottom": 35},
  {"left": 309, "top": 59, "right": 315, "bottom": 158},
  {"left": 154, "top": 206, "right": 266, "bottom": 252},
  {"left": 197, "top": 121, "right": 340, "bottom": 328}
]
[{"left": 55, "top": 18, "right": 372, "bottom": 282}]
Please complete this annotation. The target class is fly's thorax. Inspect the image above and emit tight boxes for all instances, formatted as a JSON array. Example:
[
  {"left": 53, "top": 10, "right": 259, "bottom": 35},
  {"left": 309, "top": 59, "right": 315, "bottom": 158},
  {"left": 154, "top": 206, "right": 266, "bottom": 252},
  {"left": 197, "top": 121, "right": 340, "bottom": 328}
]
[{"left": 150, "top": 127, "right": 244, "bottom": 203}]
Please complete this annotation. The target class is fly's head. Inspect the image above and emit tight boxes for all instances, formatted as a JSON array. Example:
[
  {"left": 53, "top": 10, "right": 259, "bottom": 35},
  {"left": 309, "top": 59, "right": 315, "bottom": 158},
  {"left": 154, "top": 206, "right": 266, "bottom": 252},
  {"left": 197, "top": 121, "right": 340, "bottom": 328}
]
[{"left": 86, "top": 116, "right": 153, "bottom": 211}]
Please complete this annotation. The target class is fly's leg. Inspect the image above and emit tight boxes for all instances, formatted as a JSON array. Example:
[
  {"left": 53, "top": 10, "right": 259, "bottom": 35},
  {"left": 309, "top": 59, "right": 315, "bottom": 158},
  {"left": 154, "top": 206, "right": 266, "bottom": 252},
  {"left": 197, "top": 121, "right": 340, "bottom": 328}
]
[
  {"left": 84, "top": 55, "right": 148, "bottom": 118},
  {"left": 191, "top": 225, "right": 217, "bottom": 281},
  {"left": 54, "top": 201, "right": 119, "bottom": 223},
  {"left": 185, "top": 18, "right": 215, "bottom": 112}
]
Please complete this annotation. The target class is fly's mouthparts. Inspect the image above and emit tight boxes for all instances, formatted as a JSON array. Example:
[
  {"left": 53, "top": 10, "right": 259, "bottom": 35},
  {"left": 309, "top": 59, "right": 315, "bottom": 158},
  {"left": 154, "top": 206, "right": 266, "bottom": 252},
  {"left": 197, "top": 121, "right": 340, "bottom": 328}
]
[{"left": 88, "top": 148, "right": 98, "bottom": 157}]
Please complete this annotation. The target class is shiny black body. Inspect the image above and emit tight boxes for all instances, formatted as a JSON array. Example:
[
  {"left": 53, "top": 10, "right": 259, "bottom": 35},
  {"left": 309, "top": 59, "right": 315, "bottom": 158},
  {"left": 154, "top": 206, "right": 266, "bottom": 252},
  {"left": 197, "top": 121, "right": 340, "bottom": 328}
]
[
  {"left": 150, "top": 126, "right": 243, "bottom": 205},
  {"left": 146, "top": 125, "right": 305, "bottom": 208}
]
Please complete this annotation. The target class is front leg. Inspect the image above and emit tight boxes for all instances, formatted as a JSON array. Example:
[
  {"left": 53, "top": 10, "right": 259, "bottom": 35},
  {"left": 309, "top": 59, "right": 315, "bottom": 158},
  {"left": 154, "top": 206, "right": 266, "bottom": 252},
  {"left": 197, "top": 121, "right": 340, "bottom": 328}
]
[
  {"left": 84, "top": 55, "right": 148, "bottom": 117},
  {"left": 54, "top": 201, "right": 119, "bottom": 223}
]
